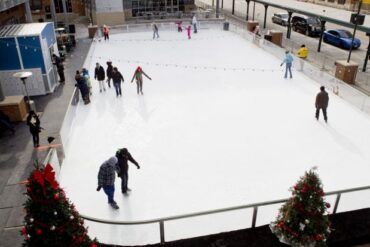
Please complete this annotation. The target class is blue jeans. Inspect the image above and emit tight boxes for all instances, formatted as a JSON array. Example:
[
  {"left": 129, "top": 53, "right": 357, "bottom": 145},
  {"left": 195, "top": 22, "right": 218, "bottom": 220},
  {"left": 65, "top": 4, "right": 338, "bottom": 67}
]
[
  {"left": 114, "top": 82, "right": 122, "bottom": 96},
  {"left": 284, "top": 63, "right": 292, "bottom": 78},
  {"left": 103, "top": 185, "right": 115, "bottom": 204},
  {"left": 193, "top": 24, "right": 197, "bottom": 33}
]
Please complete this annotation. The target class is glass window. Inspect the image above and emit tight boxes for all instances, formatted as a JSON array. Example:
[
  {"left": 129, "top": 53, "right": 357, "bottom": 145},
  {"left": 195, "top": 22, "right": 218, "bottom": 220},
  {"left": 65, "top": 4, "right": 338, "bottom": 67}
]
[
  {"left": 30, "top": 0, "right": 42, "bottom": 11},
  {"left": 54, "top": 0, "right": 72, "bottom": 13}
]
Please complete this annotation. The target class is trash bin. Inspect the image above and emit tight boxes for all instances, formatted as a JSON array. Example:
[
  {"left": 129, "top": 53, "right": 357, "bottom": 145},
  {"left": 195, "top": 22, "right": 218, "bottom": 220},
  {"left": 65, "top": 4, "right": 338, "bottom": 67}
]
[
  {"left": 264, "top": 34, "right": 272, "bottom": 41},
  {"left": 223, "top": 22, "right": 229, "bottom": 31}
]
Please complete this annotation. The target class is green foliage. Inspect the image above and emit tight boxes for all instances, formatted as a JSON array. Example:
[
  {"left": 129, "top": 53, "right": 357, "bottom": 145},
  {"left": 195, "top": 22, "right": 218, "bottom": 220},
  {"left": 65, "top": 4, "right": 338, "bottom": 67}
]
[
  {"left": 270, "top": 168, "right": 331, "bottom": 247},
  {"left": 21, "top": 163, "right": 98, "bottom": 247}
]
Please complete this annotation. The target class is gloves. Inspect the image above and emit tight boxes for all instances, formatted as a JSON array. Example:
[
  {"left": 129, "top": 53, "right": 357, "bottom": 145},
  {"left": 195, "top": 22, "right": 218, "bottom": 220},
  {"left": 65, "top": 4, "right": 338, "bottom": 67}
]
[
  {"left": 137, "top": 165, "right": 140, "bottom": 169},
  {"left": 96, "top": 185, "right": 102, "bottom": 191}
]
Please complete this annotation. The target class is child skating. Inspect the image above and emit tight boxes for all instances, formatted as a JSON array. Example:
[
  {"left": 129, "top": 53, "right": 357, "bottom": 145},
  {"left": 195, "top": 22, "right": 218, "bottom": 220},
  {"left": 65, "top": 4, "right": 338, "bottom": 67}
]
[{"left": 186, "top": 26, "right": 191, "bottom": 39}]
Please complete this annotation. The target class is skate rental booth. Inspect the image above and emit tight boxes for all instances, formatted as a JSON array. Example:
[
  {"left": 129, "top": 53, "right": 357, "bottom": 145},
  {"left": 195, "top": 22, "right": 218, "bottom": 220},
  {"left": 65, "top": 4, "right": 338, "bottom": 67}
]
[{"left": 0, "top": 22, "right": 58, "bottom": 96}]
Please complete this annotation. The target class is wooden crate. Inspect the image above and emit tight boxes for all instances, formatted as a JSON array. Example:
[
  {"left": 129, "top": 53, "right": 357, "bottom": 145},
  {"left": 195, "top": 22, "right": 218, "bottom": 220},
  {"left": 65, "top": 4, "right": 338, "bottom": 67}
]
[{"left": 0, "top": 96, "right": 28, "bottom": 122}]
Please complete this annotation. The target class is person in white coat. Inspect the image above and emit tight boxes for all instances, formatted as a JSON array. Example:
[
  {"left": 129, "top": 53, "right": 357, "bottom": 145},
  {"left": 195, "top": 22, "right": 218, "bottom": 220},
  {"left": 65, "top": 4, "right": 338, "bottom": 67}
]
[{"left": 192, "top": 15, "right": 198, "bottom": 33}]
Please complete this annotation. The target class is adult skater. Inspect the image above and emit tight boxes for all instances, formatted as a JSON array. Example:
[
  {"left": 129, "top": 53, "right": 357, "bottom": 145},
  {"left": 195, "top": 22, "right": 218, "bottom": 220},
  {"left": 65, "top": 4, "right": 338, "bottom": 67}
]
[
  {"left": 192, "top": 14, "right": 198, "bottom": 33},
  {"left": 112, "top": 67, "right": 124, "bottom": 97},
  {"left": 297, "top": 44, "right": 308, "bottom": 71},
  {"left": 280, "top": 50, "right": 293, "bottom": 79},
  {"left": 315, "top": 86, "right": 329, "bottom": 123},
  {"left": 153, "top": 23, "right": 159, "bottom": 39},
  {"left": 75, "top": 70, "right": 90, "bottom": 104},
  {"left": 103, "top": 24, "right": 110, "bottom": 41},
  {"left": 52, "top": 54, "right": 65, "bottom": 83},
  {"left": 97, "top": 156, "right": 119, "bottom": 209},
  {"left": 106, "top": 61, "right": 113, "bottom": 88},
  {"left": 82, "top": 68, "right": 92, "bottom": 96},
  {"left": 186, "top": 25, "right": 192, "bottom": 39},
  {"left": 94, "top": 63, "right": 106, "bottom": 92},
  {"left": 116, "top": 148, "right": 140, "bottom": 194},
  {"left": 26, "top": 111, "right": 41, "bottom": 147},
  {"left": 131, "top": 66, "right": 152, "bottom": 95}
]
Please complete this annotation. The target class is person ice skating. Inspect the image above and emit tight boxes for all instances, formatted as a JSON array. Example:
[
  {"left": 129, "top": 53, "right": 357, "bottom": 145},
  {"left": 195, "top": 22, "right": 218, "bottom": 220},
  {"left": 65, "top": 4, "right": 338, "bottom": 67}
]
[
  {"left": 297, "top": 44, "right": 308, "bottom": 71},
  {"left": 75, "top": 70, "right": 90, "bottom": 104},
  {"left": 116, "top": 148, "right": 140, "bottom": 194},
  {"left": 0, "top": 110, "right": 15, "bottom": 134},
  {"left": 192, "top": 14, "right": 198, "bottom": 33},
  {"left": 106, "top": 61, "right": 113, "bottom": 88},
  {"left": 280, "top": 50, "right": 293, "bottom": 79},
  {"left": 103, "top": 24, "right": 110, "bottom": 41},
  {"left": 131, "top": 66, "right": 152, "bottom": 95},
  {"left": 153, "top": 23, "right": 159, "bottom": 39},
  {"left": 253, "top": 25, "right": 260, "bottom": 36},
  {"left": 315, "top": 86, "right": 329, "bottom": 123},
  {"left": 97, "top": 156, "right": 119, "bottom": 209},
  {"left": 52, "top": 54, "right": 65, "bottom": 83},
  {"left": 94, "top": 63, "right": 106, "bottom": 92},
  {"left": 82, "top": 68, "right": 92, "bottom": 96},
  {"left": 177, "top": 21, "right": 183, "bottom": 32},
  {"left": 26, "top": 111, "right": 41, "bottom": 147},
  {"left": 112, "top": 67, "right": 124, "bottom": 97},
  {"left": 186, "top": 25, "right": 191, "bottom": 39}
]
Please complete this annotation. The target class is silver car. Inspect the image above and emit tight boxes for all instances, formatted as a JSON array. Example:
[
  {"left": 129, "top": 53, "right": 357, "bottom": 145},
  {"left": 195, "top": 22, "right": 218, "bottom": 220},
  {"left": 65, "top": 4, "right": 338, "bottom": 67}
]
[{"left": 272, "top": 13, "right": 289, "bottom": 26}]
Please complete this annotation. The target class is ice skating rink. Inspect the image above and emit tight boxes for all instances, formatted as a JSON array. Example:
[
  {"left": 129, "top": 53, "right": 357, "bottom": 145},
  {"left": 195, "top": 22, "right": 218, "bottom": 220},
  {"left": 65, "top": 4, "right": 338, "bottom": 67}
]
[{"left": 59, "top": 28, "right": 370, "bottom": 245}]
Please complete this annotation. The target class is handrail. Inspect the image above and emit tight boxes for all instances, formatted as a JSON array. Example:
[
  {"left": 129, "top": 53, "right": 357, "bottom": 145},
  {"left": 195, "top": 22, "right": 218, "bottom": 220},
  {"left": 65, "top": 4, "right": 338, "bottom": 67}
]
[{"left": 81, "top": 185, "right": 370, "bottom": 225}]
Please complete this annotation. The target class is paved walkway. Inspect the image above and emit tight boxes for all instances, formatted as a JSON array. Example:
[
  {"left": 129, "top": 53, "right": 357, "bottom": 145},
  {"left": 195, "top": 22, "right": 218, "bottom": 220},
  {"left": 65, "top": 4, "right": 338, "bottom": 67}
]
[{"left": 0, "top": 20, "right": 91, "bottom": 247}]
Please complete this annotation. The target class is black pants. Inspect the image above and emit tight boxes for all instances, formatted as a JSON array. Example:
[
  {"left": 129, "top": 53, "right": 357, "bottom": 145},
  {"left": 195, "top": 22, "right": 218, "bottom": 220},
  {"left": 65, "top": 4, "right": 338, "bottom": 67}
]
[
  {"left": 58, "top": 69, "right": 65, "bottom": 82},
  {"left": 120, "top": 170, "right": 128, "bottom": 193},
  {"left": 136, "top": 80, "right": 143, "bottom": 94},
  {"left": 31, "top": 131, "right": 39, "bottom": 147},
  {"left": 104, "top": 33, "right": 109, "bottom": 40},
  {"left": 316, "top": 107, "right": 327, "bottom": 121}
]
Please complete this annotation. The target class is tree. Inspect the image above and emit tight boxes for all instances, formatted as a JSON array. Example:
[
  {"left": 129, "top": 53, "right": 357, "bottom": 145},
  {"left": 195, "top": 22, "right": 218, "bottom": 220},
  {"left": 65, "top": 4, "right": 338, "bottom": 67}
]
[
  {"left": 21, "top": 163, "right": 98, "bottom": 247},
  {"left": 270, "top": 168, "right": 331, "bottom": 247}
]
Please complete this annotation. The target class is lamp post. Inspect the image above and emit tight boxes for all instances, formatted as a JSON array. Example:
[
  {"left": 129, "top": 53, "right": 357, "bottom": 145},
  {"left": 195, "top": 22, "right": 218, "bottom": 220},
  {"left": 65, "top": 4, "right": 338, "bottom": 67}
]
[
  {"left": 13, "top": 71, "right": 36, "bottom": 112},
  {"left": 347, "top": 0, "right": 363, "bottom": 63}
]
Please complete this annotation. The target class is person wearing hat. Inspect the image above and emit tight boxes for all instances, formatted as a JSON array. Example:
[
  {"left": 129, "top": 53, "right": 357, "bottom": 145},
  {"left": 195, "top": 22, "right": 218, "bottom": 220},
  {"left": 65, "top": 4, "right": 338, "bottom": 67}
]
[
  {"left": 94, "top": 63, "right": 106, "bottom": 93},
  {"left": 116, "top": 148, "right": 140, "bottom": 194},
  {"left": 97, "top": 156, "right": 119, "bottom": 209},
  {"left": 315, "top": 86, "right": 329, "bottom": 123},
  {"left": 131, "top": 66, "right": 152, "bottom": 95},
  {"left": 112, "top": 67, "right": 124, "bottom": 97},
  {"left": 106, "top": 61, "right": 113, "bottom": 88},
  {"left": 297, "top": 44, "right": 308, "bottom": 71},
  {"left": 26, "top": 111, "right": 41, "bottom": 147}
]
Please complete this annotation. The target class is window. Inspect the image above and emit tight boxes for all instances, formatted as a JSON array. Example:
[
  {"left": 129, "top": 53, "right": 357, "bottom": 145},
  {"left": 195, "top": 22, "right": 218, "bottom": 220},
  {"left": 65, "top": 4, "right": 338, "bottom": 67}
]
[
  {"left": 30, "top": 0, "right": 42, "bottom": 11},
  {"left": 338, "top": 0, "right": 345, "bottom": 4},
  {"left": 54, "top": 0, "right": 72, "bottom": 13}
]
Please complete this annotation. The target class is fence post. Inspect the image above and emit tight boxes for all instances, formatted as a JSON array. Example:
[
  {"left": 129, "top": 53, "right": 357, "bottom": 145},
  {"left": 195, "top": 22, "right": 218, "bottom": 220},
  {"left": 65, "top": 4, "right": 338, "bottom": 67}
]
[
  {"left": 333, "top": 193, "right": 341, "bottom": 214},
  {"left": 159, "top": 221, "right": 165, "bottom": 244},
  {"left": 252, "top": 206, "right": 258, "bottom": 228}
]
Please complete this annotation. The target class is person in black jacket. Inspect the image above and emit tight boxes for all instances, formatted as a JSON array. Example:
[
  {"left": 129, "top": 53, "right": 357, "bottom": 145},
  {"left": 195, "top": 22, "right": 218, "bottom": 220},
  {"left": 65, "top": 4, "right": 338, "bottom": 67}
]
[
  {"left": 116, "top": 148, "right": 140, "bottom": 194},
  {"left": 75, "top": 70, "right": 90, "bottom": 104},
  {"left": 106, "top": 61, "right": 113, "bottom": 88},
  {"left": 94, "top": 63, "right": 106, "bottom": 93},
  {"left": 52, "top": 54, "right": 65, "bottom": 83},
  {"left": 315, "top": 86, "right": 329, "bottom": 122},
  {"left": 112, "top": 67, "right": 124, "bottom": 97},
  {"left": 26, "top": 111, "right": 41, "bottom": 147}
]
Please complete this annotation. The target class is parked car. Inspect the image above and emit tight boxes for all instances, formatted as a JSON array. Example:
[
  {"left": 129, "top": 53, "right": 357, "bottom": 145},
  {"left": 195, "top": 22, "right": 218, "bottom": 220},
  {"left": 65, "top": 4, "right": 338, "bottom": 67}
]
[
  {"left": 291, "top": 15, "right": 321, "bottom": 37},
  {"left": 272, "top": 13, "right": 289, "bottom": 26},
  {"left": 323, "top": 29, "right": 361, "bottom": 50}
]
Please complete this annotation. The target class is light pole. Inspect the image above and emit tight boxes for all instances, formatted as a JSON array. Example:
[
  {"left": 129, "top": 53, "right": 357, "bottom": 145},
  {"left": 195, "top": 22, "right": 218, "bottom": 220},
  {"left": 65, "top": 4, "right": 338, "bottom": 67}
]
[
  {"left": 13, "top": 71, "right": 36, "bottom": 112},
  {"left": 347, "top": 0, "right": 363, "bottom": 63}
]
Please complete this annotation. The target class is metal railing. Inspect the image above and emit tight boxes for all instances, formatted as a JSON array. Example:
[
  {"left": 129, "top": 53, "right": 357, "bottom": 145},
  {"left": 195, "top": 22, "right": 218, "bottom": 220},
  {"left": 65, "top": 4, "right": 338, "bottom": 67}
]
[{"left": 81, "top": 185, "right": 370, "bottom": 244}]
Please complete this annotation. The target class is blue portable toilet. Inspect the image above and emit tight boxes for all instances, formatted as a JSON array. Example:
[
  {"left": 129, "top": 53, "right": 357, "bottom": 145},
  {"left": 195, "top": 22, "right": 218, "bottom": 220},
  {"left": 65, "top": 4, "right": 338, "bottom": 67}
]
[{"left": 0, "top": 22, "right": 58, "bottom": 96}]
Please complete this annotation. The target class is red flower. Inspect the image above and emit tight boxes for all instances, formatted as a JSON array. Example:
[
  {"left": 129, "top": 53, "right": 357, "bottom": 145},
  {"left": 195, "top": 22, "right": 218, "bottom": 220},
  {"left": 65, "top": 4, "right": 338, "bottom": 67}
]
[
  {"left": 36, "top": 229, "right": 42, "bottom": 235},
  {"left": 54, "top": 193, "right": 60, "bottom": 200},
  {"left": 325, "top": 203, "right": 331, "bottom": 208},
  {"left": 314, "top": 235, "right": 323, "bottom": 241},
  {"left": 320, "top": 190, "right": 325, "bottom": 196},
  {"left": 294, "top": 185, "right": 298, "bottom": 191},
  {"left": 91, "top": 243, "right": 98, "bottom": 247},
  {"left": 21, "top": 227, "right": 27, "bottom": 236}
]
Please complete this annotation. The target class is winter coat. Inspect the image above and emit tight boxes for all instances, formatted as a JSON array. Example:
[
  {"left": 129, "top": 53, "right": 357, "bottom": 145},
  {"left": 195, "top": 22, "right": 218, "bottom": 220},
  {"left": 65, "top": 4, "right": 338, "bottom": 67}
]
[
  {"left": 192, "top": 16, "right": 197, "bottom": 25},
  {"left": 75, "top": 74, "right": 89, "bottom": 97},
  {"left": 282, "top": 53, "right": 293, "bottom": 65},
  {"left": 94, "top": 66, "right": 105, "bottom": 81},
  {"left": 112, "top": 71, "right": 124, "bottom": 84},
  {"left": 26, "top": 113, "right": 41, "bottom": 134},
  {"left": 131, "top": 69, "right": 151, "bottom": 83},
  {"left": 297, "top": 47, "right": 308, "bottom": 59},
  {"left": 116, "top": 149, "right": 139, "bottom": 174},
  {"left": 98, "top": 157, "right": 118, "bottom": 186},
  {"left": 153, "top": 24, "right": 158, "bottom": 31},
  {"left": 106, "top": 63, "right": 113, "bottom": 78},
  {"left": 53, "top": 56, "right": 64, "bottom": 70},
  {"left": 315, "top": 91, "right": 329, "bottom": 109}
]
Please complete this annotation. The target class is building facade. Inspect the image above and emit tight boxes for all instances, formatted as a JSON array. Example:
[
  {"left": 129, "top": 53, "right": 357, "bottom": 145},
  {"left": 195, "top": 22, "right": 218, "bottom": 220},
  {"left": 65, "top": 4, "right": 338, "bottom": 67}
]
[
  {"left": 0, "top": 0, "right": 32, "bottom": 25},
  {"left": 306, "top": 0, "right": 370, "bottom": 11}
]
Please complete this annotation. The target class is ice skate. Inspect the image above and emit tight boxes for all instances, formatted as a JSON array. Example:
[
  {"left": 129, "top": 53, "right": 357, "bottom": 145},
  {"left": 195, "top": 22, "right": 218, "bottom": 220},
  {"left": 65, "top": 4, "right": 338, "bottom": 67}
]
[{"left": 110, "top": 202, "right": 119, "bottom": 209}]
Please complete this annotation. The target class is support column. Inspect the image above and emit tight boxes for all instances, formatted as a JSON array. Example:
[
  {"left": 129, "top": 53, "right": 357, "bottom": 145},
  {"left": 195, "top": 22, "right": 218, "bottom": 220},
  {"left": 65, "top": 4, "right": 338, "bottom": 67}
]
[
  {"left": 221, "top": 0, "right": 224, "bottom": 9},
  {"left": 252, "top": 1, "right": 256, "bottom": 20},
  {"left": 61, "top": 0, "right": 68, "bottom": 25},
  {"left": 25, "top": 0, "right": 32, "bottom": 23},
  {"left": 246, "top": 0, "right": 250, "bottom": 21},
  {"left": 232, "top": 0, "right": 235, "bottom": 15},
  {"left": 286, "top": 11, "right": 292, "bottom": 39},
  {"left": 317, "top": 20, "right": 326, "bottom": 52},
  {"left": 362, "top": 33, "right": 370, "bottom": 72},
  {"left": 216, "top": 0, "right": 220, "bottom": 18},
  {"left": 50, "top": 0, "right": 57, "bottom": 26},
  {"left": 263, "top": 4, "right": 268, "bottom": 29}
]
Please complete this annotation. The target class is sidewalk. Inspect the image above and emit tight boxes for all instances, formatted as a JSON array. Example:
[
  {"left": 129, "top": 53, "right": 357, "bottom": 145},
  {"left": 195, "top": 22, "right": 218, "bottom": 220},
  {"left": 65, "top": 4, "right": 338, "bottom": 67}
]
[{"left": 0, "top": 20, "right": 92, "bottom": 247}]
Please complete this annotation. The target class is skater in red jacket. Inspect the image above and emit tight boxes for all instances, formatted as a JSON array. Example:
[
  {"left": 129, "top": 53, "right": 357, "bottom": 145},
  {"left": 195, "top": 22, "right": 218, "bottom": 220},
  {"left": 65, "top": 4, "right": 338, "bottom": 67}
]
[{"left": 186, "top": 26, "right": 191, "bottom": 39}]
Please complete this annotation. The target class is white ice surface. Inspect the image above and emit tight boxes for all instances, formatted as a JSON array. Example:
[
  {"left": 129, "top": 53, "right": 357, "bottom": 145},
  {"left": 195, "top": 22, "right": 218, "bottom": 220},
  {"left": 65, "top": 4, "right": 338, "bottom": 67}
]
[{"left": 59, "top": 29, "right": 370, "bottom": 245}]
